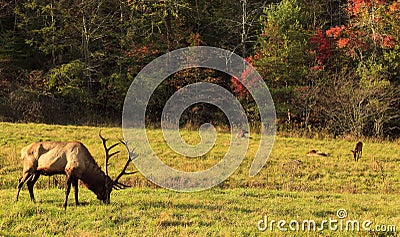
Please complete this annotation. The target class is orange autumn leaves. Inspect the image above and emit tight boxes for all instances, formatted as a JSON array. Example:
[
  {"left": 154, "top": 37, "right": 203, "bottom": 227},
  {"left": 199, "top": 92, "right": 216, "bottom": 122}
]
[{"left": 326, "top": 0, "right": 398, "bottom": 56}]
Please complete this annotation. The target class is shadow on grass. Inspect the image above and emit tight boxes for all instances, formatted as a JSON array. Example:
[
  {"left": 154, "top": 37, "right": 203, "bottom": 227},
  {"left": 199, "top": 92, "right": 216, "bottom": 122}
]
[{"left": 37, "top": 199, "right": 92, "bottom": 207}]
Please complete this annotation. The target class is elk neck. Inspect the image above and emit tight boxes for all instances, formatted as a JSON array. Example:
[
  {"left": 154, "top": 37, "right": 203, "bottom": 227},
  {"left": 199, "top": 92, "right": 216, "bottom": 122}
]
[{"left": 77, "top": 153, "right": 113, "bottom": 196}]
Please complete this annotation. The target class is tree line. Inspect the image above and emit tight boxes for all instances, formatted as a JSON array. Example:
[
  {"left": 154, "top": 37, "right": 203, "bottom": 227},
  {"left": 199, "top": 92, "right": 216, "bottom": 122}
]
[{"left": 0, "top": 0, "right": 399, "bottom": 138}]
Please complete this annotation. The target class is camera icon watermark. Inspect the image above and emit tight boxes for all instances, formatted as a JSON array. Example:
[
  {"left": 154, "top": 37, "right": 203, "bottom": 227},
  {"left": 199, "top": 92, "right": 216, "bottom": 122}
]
[
  {"left": 122, "top": 46, "right": 276, "bottom": 191},
  {"left": 257, "top": 208, "right": 396, "bottom": 233}
]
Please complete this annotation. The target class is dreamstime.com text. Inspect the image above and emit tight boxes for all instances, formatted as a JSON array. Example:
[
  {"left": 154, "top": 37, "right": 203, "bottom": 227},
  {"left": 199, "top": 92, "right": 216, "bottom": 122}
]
[{"left": 257, "top": 209, "right": 396, "bottom": 233}]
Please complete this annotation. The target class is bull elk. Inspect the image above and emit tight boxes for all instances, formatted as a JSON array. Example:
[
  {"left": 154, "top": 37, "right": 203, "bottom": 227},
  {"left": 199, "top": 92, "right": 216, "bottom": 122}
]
[
  {"left": 351, "top": 141, "right": 363, "bottom": 162},
  {"left": 15, "top": 132, "right": 137, "bottom": 209}
]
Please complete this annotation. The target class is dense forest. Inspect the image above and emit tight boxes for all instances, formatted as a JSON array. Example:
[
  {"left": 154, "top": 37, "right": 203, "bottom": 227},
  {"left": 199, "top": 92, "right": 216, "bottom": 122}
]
[{"left": 0, "top": 0, "right": 399, "bottom": 138}]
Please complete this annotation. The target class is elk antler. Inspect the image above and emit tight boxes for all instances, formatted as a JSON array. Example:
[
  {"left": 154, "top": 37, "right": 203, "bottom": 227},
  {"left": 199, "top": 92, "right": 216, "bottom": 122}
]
[
  {"left": 99, "top": 131, "right": 120, "bottom": 178},
  {"left": 112, "top": 139, "right": 138, "bottom": 190}
]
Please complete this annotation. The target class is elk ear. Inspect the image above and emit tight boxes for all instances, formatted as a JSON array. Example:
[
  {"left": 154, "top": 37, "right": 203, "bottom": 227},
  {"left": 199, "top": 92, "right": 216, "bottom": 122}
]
[{"left": 35, "top": 144, "right": 46, "bottom": 158}]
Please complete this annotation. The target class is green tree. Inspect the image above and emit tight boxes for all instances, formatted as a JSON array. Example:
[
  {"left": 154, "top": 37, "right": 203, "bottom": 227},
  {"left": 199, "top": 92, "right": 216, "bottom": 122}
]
[
  {"left": 249, "top": 0, "right": 311, "bottom": 121},
  {"left": 255, "top": 0, "right": 310, "bottom": 87}
]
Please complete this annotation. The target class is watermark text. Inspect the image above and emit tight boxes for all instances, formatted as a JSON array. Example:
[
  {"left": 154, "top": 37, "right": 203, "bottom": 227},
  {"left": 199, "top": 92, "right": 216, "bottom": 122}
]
[{"left": 257, "top": 209, "right": 396, "bottom": 233}]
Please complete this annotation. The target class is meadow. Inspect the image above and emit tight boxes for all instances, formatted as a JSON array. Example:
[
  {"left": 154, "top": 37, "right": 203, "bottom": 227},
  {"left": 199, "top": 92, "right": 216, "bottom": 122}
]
[{"left": 0, "top": 122, "right": 399, "bottom": 236}]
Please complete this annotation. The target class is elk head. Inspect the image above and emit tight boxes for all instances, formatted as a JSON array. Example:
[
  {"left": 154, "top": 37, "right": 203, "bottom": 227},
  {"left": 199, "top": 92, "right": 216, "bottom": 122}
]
[{"left": 99, "top": 131, "right": 138, "bottom": 204}]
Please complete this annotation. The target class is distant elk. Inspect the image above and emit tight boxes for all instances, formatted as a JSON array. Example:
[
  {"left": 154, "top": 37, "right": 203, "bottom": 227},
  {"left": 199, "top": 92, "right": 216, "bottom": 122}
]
[
  {"left": 351, "top": 141, "right": 363, "bottom": 162},
  {"left": 15, "top": 132, "right": 137, "bottom": 209},
  {"left": 307, "top": 149, "right": 327, "bottom": 157},
  {"left": 236, "top": 129, "right": 249, "bottom": 138}
]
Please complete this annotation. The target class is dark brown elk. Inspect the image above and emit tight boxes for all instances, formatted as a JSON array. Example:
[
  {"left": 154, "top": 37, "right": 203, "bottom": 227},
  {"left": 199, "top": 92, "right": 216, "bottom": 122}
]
[
  {"left": 15, "top": 132, "right": 137, "bottom": 209},
  {"left": 351, "top": 141, "right": 363, "bottom": 162}
]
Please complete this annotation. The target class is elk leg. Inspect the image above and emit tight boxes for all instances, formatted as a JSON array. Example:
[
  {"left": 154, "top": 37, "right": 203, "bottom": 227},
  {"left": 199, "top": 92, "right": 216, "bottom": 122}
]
[
  {"left": 26, "top": 173, "right": 41, "bottom": 202},
  {"left": 63, "top": 178, "right": 72, "bottom": 209},
  {"left": 15, "top": 172, "right": 33, "bottom": 202},
  {"left": 72, "top": 178, "right": 79, "bottom": 206}
]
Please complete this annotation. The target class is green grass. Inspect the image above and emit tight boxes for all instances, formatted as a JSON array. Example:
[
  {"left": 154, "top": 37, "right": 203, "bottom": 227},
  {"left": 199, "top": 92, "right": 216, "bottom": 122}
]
[
  {"left": 1, "top": 188, "right": 399, "bottom": 236},
  {"left": 0, "top": 122, "right": 399, "bottom": 236}
]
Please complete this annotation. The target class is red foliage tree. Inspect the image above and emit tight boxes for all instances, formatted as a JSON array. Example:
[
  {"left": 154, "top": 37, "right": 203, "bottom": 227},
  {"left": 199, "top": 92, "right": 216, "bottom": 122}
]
[
  {"left": 309, "top": 29, "right": 332, "bottom": 67},
  {"left": 325, "top": 0, "right": 398, "bottom": 60},
  {"left": 231, "top": 56, "right": 262, "bottom": 99}
]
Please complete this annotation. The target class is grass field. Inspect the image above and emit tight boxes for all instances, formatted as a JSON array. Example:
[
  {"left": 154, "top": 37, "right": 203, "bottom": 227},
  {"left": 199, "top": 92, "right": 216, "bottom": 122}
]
[{"left": 0, "top": 122, "right": 399, "bottom": 236}]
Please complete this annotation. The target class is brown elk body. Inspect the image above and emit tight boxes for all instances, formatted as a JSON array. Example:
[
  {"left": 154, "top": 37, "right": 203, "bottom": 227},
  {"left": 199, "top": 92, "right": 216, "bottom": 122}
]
[
  {"left": 15, "top": 135, "right": 136, "bottom": 209},
  {"left": 351, "top": 141, "right": 363, "bottom": 162}
]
